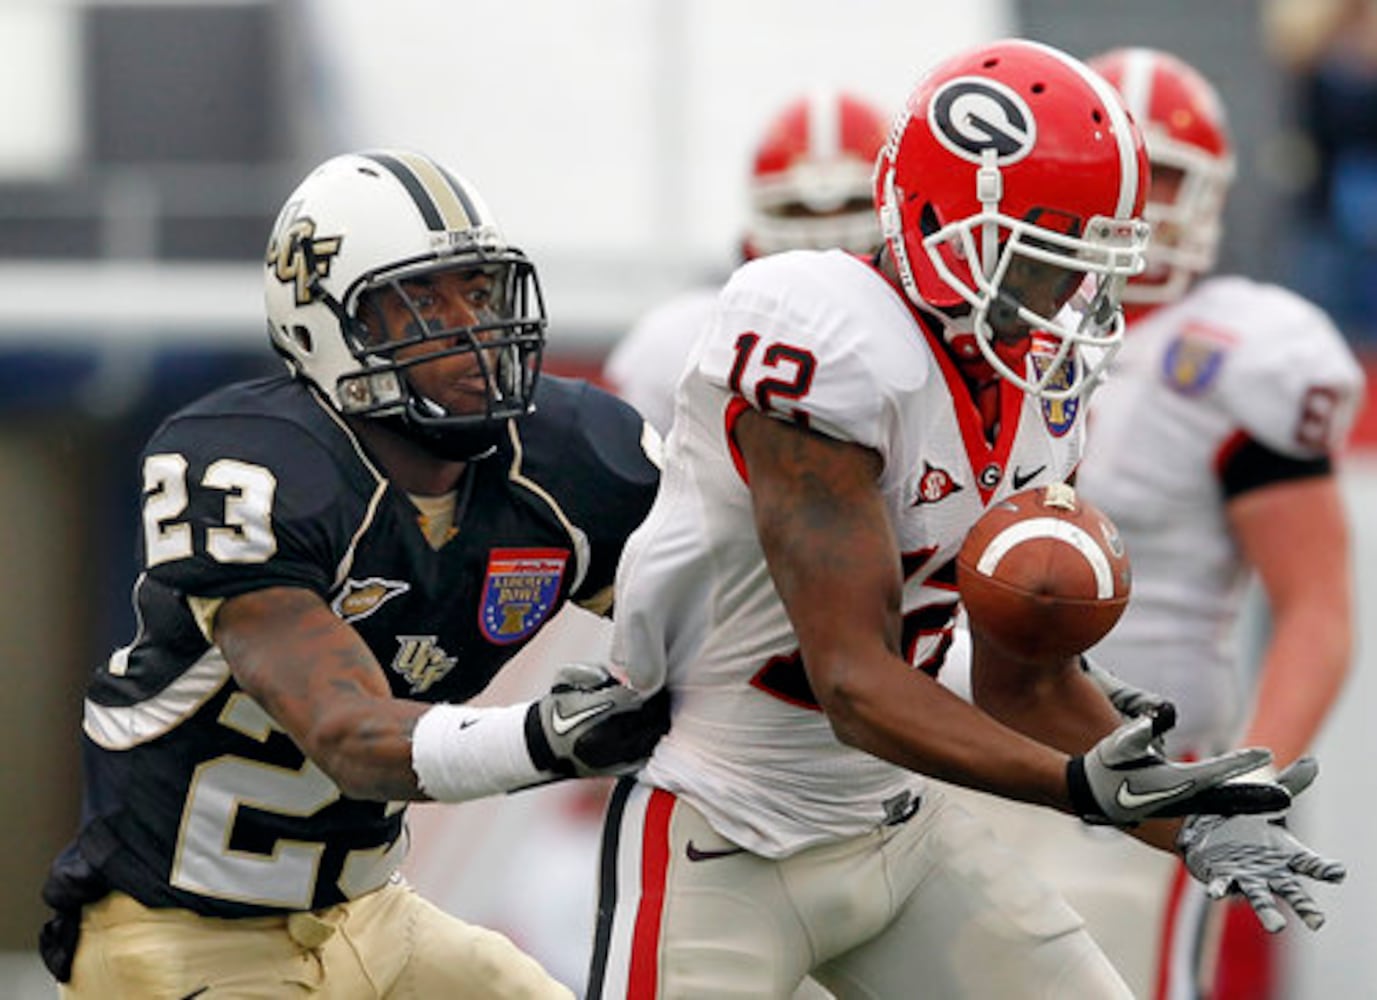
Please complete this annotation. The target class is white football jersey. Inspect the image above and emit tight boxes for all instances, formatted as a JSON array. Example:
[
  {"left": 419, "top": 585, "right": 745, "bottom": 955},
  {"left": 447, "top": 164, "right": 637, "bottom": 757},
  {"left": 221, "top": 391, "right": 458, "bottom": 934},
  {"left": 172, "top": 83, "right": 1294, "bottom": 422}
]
[
  {"left": 612, "top": 249, "right": 1085, "bottom": 858},
  {"left": 603, "top": 286, "right": 720, "bottom": 437},
  {"left": 1078, "top": 276, "right": 1363, "bottom": 754}
]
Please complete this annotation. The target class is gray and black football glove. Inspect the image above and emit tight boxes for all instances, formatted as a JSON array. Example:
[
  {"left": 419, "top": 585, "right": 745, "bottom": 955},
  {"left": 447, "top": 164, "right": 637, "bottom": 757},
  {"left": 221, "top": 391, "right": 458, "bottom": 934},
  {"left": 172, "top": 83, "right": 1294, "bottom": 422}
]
[
  {"left": 525, "top": 663, "right": 670, "bottom": 779},
  {"left": 1080, "top": 654, "right": 1173, "bottom": 722},
  {"left": 1067, "top": 710, "right": 1290, "bottom": 825},
  {"left": 1178, "top": 757, "right": 1347, "bottom": 932}
]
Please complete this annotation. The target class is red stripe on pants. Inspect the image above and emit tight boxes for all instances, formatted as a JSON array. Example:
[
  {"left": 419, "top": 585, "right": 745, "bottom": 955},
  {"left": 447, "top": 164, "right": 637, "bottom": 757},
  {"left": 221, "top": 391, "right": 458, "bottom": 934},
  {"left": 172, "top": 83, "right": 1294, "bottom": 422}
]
[{"left": 628, "top": 788, "right": 676, "bottom": 999}]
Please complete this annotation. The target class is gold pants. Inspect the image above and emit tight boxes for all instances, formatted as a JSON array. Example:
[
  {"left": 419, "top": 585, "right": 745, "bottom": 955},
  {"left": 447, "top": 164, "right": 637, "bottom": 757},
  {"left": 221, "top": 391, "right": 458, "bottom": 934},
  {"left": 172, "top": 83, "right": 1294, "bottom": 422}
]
[{"left": 61, "top": 881, "right": 573, "bottom": 999}]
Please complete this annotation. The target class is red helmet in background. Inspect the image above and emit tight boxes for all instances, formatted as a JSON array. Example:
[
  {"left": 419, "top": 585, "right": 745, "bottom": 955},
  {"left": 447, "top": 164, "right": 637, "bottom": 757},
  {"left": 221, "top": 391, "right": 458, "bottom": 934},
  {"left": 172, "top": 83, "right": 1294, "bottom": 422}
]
[
  {"left": 875, "top": 38, "right": 1151, "bottom": 400},
  {"left": 744, "top": 89, "right": 889, "bottom": 259},
  {"left": 1089, "top": 47, "right": 1235, "bottom": 306}
]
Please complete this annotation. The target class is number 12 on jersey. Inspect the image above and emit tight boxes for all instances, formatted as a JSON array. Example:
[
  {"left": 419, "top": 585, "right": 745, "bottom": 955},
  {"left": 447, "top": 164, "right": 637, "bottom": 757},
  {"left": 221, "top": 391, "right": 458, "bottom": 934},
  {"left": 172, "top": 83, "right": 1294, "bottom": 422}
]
[{"left": 727, "top": 332, "right": 818, "bottom": 425}]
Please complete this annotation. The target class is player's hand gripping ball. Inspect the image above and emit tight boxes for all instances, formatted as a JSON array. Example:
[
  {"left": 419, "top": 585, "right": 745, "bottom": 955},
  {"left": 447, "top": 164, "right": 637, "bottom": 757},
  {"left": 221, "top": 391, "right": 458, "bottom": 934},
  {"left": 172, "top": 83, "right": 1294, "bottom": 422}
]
[{"left": 957, "top": 482, "right": 1131, "bottom": 662}]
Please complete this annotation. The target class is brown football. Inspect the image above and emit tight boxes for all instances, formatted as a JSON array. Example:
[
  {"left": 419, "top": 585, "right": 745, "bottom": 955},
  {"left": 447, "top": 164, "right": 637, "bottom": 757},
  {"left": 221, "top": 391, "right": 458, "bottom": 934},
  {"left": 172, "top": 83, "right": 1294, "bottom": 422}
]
[{"left": 956, "top": 482, "right": 1131, "bottom": 663}]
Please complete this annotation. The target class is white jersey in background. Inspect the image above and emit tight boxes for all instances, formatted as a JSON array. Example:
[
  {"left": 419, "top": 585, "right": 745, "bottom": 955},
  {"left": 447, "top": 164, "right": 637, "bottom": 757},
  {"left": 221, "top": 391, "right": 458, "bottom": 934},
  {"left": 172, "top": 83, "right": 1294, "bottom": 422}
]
[
  {"left": 602, "top": 286, "right": 720, "bottom": 437},
  {"left": 612, "top": 248, "right": 1083, "bottom": 857},
  {"left": 947, "top": 274, "right": 1364, "bottom": 999},
  {"left": 1078, "top": 275, "right": 1364, "bottom": 755}
]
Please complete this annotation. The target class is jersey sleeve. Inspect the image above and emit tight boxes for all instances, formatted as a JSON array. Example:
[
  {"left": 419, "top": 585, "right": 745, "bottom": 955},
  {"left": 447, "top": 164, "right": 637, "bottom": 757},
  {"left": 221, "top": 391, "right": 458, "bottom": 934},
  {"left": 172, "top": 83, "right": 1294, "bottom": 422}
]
[
  {"left": 138, "top": 412, "right": 357, "bottom": 601},
  {"left": 695, "top": 251, "right": 929, "bottom": 475},
  {"left": 1206, "top": 278, "right": 1366, "bottom": 458}
]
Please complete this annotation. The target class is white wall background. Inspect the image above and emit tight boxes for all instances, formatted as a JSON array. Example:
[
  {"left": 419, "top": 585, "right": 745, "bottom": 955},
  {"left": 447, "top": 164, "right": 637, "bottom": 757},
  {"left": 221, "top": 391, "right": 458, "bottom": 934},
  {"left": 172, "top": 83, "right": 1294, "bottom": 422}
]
[{"left": 310, "top": 0, "right": 1015, "bottom": 337}]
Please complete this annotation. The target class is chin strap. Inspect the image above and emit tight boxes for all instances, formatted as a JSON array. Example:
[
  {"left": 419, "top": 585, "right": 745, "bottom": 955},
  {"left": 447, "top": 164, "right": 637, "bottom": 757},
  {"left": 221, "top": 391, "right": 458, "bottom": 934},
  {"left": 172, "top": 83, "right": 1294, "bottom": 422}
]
[{"left": 373, "top": 411, "right": 505, "bottom": 463}]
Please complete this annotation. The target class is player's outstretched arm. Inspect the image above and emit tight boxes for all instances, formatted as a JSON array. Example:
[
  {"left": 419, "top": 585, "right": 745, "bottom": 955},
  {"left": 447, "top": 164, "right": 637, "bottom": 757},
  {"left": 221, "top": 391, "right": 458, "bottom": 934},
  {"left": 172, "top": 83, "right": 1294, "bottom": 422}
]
[
  {"left": 412, "top": 663, "right": 668, "bottom": 800},
  {"left": 216, "top": 586, "right": 430, "bottom": 800},
  {"left": 734, "top": 408, "right": 1078, "bottom": 812},
  {"left": 732, "top": 411, "right": 1293, "bottom": 825},
  {"left": 969, "top": 629, "right": 1291, "bottom": 827},
  {"left": 215, "top": 588, "right": 668, "bottom": 802},
  {"left": 1178, "top": 757, "right": 1347, "bottom": 932}
]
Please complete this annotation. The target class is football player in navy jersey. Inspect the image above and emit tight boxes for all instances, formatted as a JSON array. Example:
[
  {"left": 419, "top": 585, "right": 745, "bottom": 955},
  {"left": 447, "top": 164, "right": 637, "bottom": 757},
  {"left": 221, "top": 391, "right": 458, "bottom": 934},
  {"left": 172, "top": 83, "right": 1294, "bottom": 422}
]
[{"left": 39, "top": 149, "right": 666, "bottom": 999}]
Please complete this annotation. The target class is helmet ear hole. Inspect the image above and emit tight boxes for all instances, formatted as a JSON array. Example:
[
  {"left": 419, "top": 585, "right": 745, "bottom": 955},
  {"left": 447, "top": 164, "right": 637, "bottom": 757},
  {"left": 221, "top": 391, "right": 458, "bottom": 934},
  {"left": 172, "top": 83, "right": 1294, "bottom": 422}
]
[
  {"left": 289, "top": 325, "right": 313, "bottom": 353},
  {"left": 919, "top": 202, "right": 941, "bottom": 238}
]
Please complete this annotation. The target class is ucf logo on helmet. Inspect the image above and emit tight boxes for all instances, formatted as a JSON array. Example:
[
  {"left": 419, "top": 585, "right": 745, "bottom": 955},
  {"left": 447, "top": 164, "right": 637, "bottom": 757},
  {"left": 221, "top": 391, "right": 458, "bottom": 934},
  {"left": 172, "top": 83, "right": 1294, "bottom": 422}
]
[
  {"left": 928, "top": 77, "right": 1037, "bottom": 165},
  {"left": 265, "top": 202, "right": 343, "bottom": 306}
]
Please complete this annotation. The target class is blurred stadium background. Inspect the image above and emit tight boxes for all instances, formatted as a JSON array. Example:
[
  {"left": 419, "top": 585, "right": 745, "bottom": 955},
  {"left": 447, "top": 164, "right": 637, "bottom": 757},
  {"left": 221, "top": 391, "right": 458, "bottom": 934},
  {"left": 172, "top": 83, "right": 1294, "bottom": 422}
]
[{"left": 2, "top": 2, "right": 1374, "bottom": 997}]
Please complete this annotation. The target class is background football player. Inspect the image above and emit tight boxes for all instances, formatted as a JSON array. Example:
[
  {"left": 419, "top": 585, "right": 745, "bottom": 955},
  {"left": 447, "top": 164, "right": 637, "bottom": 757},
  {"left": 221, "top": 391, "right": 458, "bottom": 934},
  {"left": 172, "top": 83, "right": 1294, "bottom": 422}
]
[
  {"left": 949, "top": 48, "right": 1364, "bottom": 1000},
  {"left": 603, "top": 87, "right": 890, "bottom": 437},
  {"left": 39, "top": 149, "right": 667, "bottom": 999},
  {"left": 583, "top": 39, "right": 1338, "bottom": 999}
]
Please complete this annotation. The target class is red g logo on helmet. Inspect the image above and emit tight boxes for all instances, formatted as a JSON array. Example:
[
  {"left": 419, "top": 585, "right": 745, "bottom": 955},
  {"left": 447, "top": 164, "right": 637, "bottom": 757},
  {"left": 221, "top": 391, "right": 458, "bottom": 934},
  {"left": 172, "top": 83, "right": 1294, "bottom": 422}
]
[
  {"left": 929, "top": 78, "right": 1036, "bottom": 165},
  {"left": 874, "top": 39, "right": 1151, "bottom": 402}
]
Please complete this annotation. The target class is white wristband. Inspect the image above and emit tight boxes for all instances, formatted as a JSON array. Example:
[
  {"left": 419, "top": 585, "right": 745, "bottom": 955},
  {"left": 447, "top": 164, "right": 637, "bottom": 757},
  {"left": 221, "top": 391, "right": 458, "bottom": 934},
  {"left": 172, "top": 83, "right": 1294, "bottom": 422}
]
[{"left": 411, "top": 702, "right": 546, "bottom": 802}]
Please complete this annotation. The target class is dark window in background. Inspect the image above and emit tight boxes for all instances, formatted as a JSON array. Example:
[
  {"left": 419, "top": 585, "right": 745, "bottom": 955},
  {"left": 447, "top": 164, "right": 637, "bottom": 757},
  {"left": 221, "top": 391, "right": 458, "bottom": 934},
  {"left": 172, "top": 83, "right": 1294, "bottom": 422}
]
[
  {"left": 0, "top": 2, "right": 289, "bottom": 261},
  {"left": 87, "top": 3, "right": 283, "bottom": 165}
]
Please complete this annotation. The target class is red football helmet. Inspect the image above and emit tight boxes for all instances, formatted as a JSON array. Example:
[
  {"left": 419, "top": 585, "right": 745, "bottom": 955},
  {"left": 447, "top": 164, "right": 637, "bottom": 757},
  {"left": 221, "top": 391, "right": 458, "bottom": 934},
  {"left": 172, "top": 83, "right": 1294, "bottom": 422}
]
[
  {"left": 1089, "top": 47, "right": 1235, "bottom": 305},
  {"left": 745, "top": 89, "right": 889, "bottom": 258},
  {"left": 875, "top": 39, "right": 1151, "bottom": 399}
]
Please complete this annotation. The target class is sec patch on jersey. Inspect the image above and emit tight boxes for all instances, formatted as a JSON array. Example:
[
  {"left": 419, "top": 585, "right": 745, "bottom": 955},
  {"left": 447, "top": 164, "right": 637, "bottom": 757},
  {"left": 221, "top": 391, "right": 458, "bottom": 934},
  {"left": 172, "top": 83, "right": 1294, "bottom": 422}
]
[{"left": 957, "top": 483, "right": 1131, "bottom": 662}]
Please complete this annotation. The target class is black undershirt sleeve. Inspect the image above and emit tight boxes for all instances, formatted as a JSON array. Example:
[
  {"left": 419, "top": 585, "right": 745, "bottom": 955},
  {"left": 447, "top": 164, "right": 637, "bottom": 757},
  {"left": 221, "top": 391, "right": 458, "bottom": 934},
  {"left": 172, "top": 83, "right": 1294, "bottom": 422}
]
[{"left": 1219, "top": 435, "right": 1332, "bottom": 500}]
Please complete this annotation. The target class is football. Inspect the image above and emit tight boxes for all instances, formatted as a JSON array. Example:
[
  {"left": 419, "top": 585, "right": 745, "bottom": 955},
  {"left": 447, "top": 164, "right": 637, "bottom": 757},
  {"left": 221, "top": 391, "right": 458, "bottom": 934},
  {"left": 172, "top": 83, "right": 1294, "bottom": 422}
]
[{"left": 956, "top": 482, "right": 1131, "bottom": 663}]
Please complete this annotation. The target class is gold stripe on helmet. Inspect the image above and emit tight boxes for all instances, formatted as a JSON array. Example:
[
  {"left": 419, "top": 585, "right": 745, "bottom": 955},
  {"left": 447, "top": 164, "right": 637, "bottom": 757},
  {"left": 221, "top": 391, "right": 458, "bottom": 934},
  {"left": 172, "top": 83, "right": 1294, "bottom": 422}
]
[{"left": 393, "top": 150, "right": 474, "bottom": 231}]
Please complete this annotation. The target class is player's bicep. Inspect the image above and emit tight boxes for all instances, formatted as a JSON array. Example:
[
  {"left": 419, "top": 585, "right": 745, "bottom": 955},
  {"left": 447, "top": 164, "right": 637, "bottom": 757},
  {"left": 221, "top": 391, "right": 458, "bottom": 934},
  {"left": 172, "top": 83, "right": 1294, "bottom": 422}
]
[
  {"left": 1228, "top": 474, "right": 1350, "bottom": 613},
  {"left": 733, "top": 408, "right": 901, "bottom": 677}
]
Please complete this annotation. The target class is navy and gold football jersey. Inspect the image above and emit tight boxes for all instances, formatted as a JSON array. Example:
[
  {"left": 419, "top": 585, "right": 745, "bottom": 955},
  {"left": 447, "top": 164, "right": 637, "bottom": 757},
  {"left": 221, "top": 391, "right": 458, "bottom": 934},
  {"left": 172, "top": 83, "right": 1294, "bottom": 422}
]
[{"left": 44, "top": 373, "right": 659, "bottom": 919}]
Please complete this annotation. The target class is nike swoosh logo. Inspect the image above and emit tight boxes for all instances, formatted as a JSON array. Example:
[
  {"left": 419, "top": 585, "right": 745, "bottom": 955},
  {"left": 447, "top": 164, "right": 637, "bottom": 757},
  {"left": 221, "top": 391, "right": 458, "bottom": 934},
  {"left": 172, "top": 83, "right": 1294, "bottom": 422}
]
[
  {"left": 1115, "top": 778, "right": 1194, "bottom": 811},
  {"left": 550, "top": 701, "right": 614, "bottom": 735},
  {"left": 685, "top": 840, "right": 747, "bottom": 862},
  {"left": 1011, "top": 465, "right": 1047, "bottom": 491}
]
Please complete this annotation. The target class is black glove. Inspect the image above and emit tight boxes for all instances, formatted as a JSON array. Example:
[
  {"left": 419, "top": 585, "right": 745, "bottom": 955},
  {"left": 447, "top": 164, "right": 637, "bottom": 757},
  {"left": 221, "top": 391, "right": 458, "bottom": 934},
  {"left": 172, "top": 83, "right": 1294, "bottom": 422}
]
[
  {"left": 1067, "top": 711, "right": 1290, "bottom": 825},
  {"left": 1079, "top": 654, "right": 1173, "bottom": 721},
  {"left": 1178, "top": 757, "right": 1347, "bottom": 932},
  {"left": 525, "top": 663, "right": 670, "bottom": 779}
]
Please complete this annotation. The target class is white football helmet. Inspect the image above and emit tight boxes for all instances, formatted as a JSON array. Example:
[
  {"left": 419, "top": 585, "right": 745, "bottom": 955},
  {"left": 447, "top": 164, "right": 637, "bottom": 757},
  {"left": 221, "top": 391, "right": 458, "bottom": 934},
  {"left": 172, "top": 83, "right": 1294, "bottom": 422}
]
[
  {"left": 875, "top": 39, "right": 1151, "bottom": 400},
  {"left": 1089, "top": 48, "right": 1235, "bottom": 306},
  {"left": 744, "top": 89, "right": 889, "bottom": 258},
  {"left": 264, "top": 150, "right": 546, "bottom": 454}
]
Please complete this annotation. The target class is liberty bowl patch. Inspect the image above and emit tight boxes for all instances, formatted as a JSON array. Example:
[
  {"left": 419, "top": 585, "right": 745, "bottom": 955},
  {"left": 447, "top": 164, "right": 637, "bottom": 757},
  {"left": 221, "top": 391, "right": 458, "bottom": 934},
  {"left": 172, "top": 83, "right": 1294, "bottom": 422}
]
[
  {"left": 1030, "top": 350, "right": 1079, "bottom": 437},
  {"left": 1162, "top": 332, "right": 1227, "bottom": 396},
  {"left": 479, "top": 548, "right": 568, "bottom": 644}
]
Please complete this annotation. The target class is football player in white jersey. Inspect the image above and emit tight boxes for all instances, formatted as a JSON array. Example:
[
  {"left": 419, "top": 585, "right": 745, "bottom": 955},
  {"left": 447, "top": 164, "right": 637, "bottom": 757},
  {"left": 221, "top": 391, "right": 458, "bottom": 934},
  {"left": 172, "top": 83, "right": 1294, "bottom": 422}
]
[
  {"left": 584, "top": 39, "right": 1344, "bottom": 1000},
  {"left": 603, "top": 88, "right": 890, "bottom": 436},
  {"left": 946, "top": 48, "right": 1365, "bottom": 1000}
]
